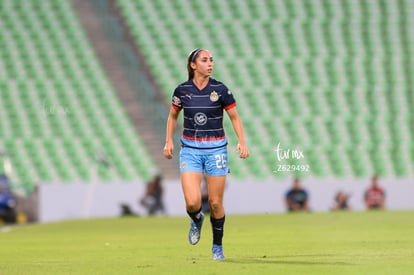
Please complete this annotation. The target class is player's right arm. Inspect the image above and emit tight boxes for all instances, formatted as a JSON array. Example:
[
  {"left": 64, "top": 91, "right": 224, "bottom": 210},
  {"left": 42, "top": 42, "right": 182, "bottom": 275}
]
[{"left": 163, "top": 106, "right": 180, "bottom": 159}]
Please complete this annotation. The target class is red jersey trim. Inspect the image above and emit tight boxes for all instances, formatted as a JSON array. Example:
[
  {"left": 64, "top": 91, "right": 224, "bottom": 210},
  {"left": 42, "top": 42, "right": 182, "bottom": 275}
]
[
  {"left": 182, "top": 135, "right": 226, "bottom": 141},
  {"left": 171, "top": 103, "right": 182, "bottom": 111},
  {"left": 224, "top": 102, "right": 236, "bottom": 110}
]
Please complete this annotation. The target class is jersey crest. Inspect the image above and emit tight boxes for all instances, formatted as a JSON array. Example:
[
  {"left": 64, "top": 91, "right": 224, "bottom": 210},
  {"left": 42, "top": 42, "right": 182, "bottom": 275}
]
[{"left": 210, "top": 91, "right": 219, "bottom": 102}]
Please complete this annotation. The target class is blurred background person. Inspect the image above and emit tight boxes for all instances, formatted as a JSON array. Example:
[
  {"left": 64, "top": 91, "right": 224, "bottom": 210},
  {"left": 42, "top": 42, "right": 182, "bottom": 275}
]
[
  {"left": 332, "top": 190, "right": 351, "bottom": 211},
  {"left": 285, "top": 177, "right": 310, "bottom": 212},
  {"left": 364, "top": 176, "right": 385, "bottom": 210},
  {"left": 200, "top": 177, "right": 210, "bottom": 214},
  {"left": 140, "top": 173, "right": 166, "bottom": 216},
  {"left": 0, "top": 174, "right": 17, "bottom": 224}
]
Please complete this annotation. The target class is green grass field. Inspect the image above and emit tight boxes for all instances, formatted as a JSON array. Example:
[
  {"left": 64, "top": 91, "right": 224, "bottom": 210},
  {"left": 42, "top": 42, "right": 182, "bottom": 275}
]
[{"left": 1, "top": 211, "right": 413, "bottom": 275}]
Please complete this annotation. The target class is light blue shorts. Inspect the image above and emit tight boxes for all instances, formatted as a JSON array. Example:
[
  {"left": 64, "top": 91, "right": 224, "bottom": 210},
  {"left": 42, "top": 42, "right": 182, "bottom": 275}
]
[{"left": 179, "top": 146, "right": 229, "bottom": 176}]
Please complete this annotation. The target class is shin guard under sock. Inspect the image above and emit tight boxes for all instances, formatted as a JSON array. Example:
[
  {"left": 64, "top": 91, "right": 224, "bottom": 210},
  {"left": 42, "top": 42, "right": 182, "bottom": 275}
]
[
  {"left": 187, "top": 207, "right": 203, "bottom": 223},
  {"left": 210, "top": 216, "right": 225, "bottom": 246}
]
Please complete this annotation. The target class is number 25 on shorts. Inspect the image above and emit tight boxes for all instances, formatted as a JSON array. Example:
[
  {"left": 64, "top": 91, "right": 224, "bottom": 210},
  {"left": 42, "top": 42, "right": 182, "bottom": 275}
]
[{"left": 215, "top": 154, "right": 227, "bottom": 169}]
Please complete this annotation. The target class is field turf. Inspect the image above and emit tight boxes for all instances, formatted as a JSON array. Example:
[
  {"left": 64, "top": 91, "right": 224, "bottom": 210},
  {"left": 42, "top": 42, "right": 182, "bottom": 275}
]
[{"left": 1, "top": 211, "right": 413, "bottom": 274}]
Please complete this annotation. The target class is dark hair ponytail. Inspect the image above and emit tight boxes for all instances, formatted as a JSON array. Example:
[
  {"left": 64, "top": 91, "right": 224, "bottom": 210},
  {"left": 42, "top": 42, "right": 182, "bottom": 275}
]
[{"left": 187, "top": 48, "right": 203, "bottom": 80}]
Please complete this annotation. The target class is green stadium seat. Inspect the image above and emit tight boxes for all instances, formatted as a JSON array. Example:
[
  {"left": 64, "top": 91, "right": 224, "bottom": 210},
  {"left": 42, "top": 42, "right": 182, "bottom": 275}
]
[
  {"left": 1, "top": 0, "right": 159, "bottom": 193},
  {"left": 110, "top": 0, "right": 414, "bottom": 179}
]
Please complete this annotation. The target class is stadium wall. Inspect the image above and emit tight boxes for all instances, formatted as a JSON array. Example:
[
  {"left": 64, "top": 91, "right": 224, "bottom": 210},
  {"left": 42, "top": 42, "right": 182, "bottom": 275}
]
[{"left": 39, "top": 178, "right": 414, "bottom": 223}]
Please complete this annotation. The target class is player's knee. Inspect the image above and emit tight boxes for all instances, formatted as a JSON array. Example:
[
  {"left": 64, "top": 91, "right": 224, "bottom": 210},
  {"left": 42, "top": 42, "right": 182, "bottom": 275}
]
[
  {"left": 208, "top": 199, "right": 223, "bottom": 214},
  {"left": 186, "top": 200, "right": 201, "bottom": 212}
]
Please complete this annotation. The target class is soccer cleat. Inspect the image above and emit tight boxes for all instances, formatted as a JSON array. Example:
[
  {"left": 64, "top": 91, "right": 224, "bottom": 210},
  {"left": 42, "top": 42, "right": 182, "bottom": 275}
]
[
  {"left": 188, "top": 213, "right": 204, "bottom": 245},
  {"left": 212, "top": 244, "right": 225, "bottom": 260}
]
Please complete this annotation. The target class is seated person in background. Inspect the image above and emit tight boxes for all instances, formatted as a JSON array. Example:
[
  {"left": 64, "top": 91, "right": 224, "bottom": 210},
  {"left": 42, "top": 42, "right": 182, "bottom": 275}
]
[
  {"left": 140, "top": 173, "right": 166, "bottom": 216},
  {"left": 332, "top": 190, "right": 350, "bottom": 210},
  {"left": 200, "top": 178, "right": 210, "bottom": 214},
  {"left": 364, "top": 176, "right": 385, "bottom": 210},
  {"left": 0, "top": 174, "right": 17, "bottom": 224},
  {"left": 285, "top": 177, "right": 309, "bottom": 212}
]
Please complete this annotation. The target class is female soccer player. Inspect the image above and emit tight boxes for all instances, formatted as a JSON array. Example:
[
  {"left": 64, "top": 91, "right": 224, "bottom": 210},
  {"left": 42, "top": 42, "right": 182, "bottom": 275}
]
[{"left": 163, "top": 48, "right": 250, "bottom": 260}]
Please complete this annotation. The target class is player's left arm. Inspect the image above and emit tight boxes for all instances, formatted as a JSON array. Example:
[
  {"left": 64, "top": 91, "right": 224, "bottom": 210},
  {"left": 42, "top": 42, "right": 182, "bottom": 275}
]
[{"left": 226, "top": 107, "right": 250, "bottom": 159}]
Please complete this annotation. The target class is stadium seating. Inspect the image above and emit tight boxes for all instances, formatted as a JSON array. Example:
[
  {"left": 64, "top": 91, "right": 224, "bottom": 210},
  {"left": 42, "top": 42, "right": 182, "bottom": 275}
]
[
  {"left": 1, "top": 0, "right": 413, "bottom": 191},
  {"left": 0, "top": 0, "right": 157, "bottom": 193},
  {"left": 115, "top": 0, "right": 414, "bottom": 179}
]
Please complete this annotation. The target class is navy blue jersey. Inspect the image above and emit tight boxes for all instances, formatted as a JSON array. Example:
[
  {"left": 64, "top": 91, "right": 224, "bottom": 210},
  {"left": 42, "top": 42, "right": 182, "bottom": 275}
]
[{"left": 172, "top": 78, "right": 236, "bottom": 149}]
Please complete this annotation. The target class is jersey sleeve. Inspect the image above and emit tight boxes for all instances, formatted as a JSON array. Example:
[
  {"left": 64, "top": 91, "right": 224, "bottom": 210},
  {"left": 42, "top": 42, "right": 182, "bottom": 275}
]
[
  {"left": 221, "top": 86, "right": 236, "bottom": 110},
  {"left": 171, "top": 88, "right": 182, "bottom": 110}
]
